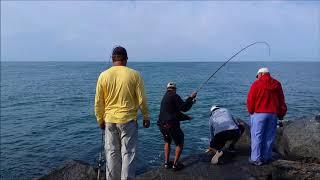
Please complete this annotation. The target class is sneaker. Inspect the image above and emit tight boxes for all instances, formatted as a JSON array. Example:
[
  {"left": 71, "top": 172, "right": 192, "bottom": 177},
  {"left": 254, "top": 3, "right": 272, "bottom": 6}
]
[
  {"left": 172, "top": 162, "right": 184, "bottom": 171},
  {"left": 211, "top": 151, "right": 223, "bottom": 164},
  {"left": 164, "top": 161, "right": 173, "bottom": 169},
  {"left": 248, "top": 158, "right": 263, "bottom": 166}
]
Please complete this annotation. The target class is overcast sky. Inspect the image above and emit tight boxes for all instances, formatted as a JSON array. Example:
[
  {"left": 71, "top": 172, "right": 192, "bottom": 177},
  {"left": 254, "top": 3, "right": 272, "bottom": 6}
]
[{"left": 1, "top": 1, "right": 319, "bottom": 62}]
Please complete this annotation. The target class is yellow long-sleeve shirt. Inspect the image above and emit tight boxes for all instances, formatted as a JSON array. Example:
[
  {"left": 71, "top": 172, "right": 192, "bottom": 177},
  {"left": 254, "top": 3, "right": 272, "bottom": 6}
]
[{"left": 94, "top": 66, "right": 149, "bottom": 124}]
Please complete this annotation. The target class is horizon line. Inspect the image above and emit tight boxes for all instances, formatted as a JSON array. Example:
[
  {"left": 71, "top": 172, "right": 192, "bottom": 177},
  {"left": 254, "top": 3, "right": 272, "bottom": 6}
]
[{"left": 1, "top": 60, "right": 319, "bottom": 63}]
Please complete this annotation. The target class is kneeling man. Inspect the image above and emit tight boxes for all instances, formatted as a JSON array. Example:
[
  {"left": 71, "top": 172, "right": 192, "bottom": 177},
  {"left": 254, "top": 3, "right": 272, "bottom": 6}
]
[{"left": 206, "top": 105, "right": 244, "bottom": 164}]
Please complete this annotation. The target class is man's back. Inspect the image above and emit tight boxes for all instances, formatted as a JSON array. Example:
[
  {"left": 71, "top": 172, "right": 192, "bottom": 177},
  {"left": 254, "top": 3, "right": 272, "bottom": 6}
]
[
  {"left": 247, "top": 74, "right": 287, "bottom": 117},
  {"left": 210, "top": 108, "right": 238, "bottom": 135},
  {"left": 158, "top": 91, "right": 193, "bottom": 124},
  {"left": 95, "top": 66, "right": 148, "bottom": 124}
]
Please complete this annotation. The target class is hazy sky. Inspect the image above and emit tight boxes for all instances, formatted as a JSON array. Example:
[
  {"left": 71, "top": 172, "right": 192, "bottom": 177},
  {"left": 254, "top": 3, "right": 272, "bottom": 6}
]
[{"left": 1, "top": 1, "right": 319, "bottom": 62}]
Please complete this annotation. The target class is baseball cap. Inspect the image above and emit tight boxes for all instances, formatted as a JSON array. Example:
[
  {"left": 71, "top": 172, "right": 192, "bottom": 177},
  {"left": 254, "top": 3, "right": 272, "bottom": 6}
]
[
  {"left": 210, "top": 105, "right": 220, "bottom": 112},
  {"left": 167, "top": 82, "right": 176, "bottom": 89},
  {"left": 257, "top": 67, "right": 269, "bottom": 75},
  {"left": 256, "top": 67, "right": 269, "bottom": 78}
]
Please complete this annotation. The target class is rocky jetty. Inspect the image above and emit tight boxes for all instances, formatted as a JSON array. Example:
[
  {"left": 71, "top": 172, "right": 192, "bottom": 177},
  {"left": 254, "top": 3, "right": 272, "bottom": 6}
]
[{"left": 39, "top": 115, "right": 320, "bottom": 180}]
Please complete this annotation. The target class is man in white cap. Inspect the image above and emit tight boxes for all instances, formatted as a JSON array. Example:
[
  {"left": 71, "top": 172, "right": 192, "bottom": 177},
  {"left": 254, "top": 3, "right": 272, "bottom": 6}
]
[
  {"left": 206, "top": 106, "right": 245, "bottom": 164},
  {"left": 247, "top": 67, "right": 287, "bottom": 165},
  {"left": 157, "top": 82, "right": 197, "bottom": 171}
]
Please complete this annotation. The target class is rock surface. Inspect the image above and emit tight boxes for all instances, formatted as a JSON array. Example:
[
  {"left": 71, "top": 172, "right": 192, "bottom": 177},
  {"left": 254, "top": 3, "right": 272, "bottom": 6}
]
[
  {"left": 234, "top": 118, "right": 251, "bottom": 149},
  {"left": 272, "top": 160, "right": 320, "bottom": 180},
  {"left": 41, "top": 151, "right": 319, "bottom": 180},
  {"left": 137, "top": 149, "right": 274, "bottom": 180},
  {"left": 279, "top": 115, "right": 320, "bottom": 160},
  {"left": 38, "top": 160, "right": 101, "bottom": 180}
]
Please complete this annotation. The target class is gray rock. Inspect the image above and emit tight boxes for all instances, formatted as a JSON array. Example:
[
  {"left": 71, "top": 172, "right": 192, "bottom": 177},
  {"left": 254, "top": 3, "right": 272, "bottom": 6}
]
[
  {"left": 277, "top": 115, "right": 320, "bottom": 160},
  {"left": 38, "top": 160, "right": 103, "bottom": 180},
  {"left": 137, "top": 154, "right": 320, "bottom": 180},
  {"left": 272, "top": 160, "right": 320, "bottom": 180},
  {"left": 137, "top": 152, "right": 273, "bottom": 180},
  {"left": 235, "top": 118, "right": 251, "bottom": 149}
]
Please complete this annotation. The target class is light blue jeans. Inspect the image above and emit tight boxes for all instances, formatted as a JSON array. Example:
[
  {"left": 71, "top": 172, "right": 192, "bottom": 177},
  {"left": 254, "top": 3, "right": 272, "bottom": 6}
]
[
  {"left": 105, "top": 120, "right": 138, "bottom": 180},
  {"left": 250, "top": 113, "right": 277, "bottom": 163}
]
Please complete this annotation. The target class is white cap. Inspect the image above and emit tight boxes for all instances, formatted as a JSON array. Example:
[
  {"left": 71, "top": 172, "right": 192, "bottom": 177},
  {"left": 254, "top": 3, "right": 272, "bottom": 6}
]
[
  {"left": 167, "top": 82, "right": 176, "bottom": 89},
  {"left": 210, "top": 105, "right": 220, "bottom": 112},
  {"left": 257, "top": 67, "right": 269, "bottom": 75}
]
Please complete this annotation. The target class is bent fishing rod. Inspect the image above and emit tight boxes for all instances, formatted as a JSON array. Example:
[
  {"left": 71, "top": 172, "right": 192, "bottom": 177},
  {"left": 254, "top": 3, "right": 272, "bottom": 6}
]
[{"left": 195, "top": 41, "right": 271, "bottom": 93}]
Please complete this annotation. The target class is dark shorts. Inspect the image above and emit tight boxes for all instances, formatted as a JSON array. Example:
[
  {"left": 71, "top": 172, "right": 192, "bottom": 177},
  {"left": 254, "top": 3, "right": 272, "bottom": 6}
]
[
  {"left": 159, "top": 124, "right": 184, "bottom": 146},
  {"left": 210, "top": 128, "right": 243, "bottom": 150}
]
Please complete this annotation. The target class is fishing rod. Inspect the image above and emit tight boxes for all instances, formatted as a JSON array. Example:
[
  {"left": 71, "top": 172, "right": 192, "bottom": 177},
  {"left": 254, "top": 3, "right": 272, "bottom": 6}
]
[
  {"left": 97, "top": 129, "right": 105, "bottom": 180},
  {"left": 195, "top": 41, "right": 271, "bottom": 93}
]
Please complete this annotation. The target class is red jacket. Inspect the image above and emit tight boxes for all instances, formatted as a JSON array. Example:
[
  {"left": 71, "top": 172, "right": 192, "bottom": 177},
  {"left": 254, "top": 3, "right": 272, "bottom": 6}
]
[{"left": 247, "top": 74, "right": 287, "bottom": 118}]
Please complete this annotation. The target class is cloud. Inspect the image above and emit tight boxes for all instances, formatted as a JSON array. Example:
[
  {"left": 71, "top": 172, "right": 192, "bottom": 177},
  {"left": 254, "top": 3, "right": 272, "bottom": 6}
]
[{"left": 1, "top": 1, "right": 319, "bottom": 61}]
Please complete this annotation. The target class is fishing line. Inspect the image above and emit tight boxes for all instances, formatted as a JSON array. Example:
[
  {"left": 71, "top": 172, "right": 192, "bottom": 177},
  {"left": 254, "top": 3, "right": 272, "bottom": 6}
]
[{"left": 195, "top": 41, "right": 271, "bottom": 93}]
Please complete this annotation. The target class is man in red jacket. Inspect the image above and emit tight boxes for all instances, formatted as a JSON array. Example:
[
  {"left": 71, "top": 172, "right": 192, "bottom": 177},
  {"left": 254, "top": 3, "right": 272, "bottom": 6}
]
[{"left": 247, "top": 67, "right": 287, "bottom": 165}]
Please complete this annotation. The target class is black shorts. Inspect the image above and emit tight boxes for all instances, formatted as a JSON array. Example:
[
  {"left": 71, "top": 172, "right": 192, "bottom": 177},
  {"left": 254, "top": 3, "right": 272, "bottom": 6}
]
[
  {"left": 159, "top": 124, "right": 184, "bottom": 146},
  {"left": 210, "top": 129, "right": 241, "bottom": 150}
]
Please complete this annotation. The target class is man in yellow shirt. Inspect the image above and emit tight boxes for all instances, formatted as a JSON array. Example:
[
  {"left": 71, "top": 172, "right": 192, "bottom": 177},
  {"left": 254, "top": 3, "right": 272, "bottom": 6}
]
[{"left": 95, "top": 46, "right": 150, "bottom": 180}]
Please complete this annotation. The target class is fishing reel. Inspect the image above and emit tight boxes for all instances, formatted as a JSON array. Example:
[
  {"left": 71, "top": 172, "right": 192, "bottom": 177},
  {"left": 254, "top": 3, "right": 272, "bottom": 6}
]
[{"left": 97, "top": 156, "right": 105, "bottom": 167}]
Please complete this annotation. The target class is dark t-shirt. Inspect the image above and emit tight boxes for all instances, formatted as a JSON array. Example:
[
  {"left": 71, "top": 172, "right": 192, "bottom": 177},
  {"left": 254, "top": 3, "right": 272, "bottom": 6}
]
[{"left": 157, "top": 91, "right": 194, "bottom": 126}]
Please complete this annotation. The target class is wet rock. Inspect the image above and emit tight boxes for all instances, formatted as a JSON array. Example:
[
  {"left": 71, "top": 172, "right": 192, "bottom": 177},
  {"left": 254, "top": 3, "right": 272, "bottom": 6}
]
[{"left": 38, "top": 160, "right": 103, "bottom": 180}]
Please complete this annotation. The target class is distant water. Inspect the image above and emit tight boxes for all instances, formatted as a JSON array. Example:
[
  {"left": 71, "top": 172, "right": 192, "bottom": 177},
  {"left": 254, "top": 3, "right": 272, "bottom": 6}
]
[{"left": 1, "top": 62, "right": 320, "bottom": 179}]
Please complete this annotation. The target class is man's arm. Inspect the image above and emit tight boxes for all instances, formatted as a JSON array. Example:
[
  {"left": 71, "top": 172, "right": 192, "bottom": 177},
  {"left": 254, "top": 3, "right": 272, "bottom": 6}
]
[
  {"left": 176, "top": 92, "right": 197, "bottom": 112},
  {"left": 247, "top": 83, "right": 256, "bottom": 114},
  {"left": 278, "top": 83, "right": 287, "bottom": 120},
  {"left": 136, "top": 74, "right": 150, "bottom": 128},
  {"left": 95, "top": 74, "right": 105, "bottom": 129}
]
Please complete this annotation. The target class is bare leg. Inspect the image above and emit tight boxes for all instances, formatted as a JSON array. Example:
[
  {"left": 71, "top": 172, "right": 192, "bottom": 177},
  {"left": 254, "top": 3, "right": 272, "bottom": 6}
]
[
  {"left": 174, "top": 144, "right": 183, "bottom": 164},
  {"left": 164, "top": 143, "right": 170, "bottom": 163}
]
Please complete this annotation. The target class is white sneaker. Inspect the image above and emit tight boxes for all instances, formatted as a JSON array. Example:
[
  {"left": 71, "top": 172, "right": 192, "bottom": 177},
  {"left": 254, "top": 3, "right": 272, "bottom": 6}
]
[{"left": 211, "top": 151, "right": 223, "bottom": 164}]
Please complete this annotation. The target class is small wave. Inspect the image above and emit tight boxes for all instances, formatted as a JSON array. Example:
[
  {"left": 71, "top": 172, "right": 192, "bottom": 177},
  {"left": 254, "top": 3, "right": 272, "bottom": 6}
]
[{"left": 200, "top": 137, "right": 209, "bottom": 143}]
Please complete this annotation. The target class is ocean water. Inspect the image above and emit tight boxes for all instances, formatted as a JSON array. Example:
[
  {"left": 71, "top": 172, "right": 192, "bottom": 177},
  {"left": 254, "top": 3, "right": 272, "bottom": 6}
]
[{"left": 1, "top": 62, "right": 319, "bottom": 179}]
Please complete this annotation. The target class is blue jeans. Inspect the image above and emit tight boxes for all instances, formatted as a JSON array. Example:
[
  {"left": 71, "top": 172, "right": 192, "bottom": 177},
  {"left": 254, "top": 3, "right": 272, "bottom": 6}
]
[{"left": 250, "top": 113, "right": 277, "bottom": 163}]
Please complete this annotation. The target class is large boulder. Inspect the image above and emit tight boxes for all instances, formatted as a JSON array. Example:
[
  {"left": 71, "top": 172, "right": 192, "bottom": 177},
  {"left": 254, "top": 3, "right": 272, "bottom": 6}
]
[{"left": 276, "top": 114, "right": 320, "bottom": 160}]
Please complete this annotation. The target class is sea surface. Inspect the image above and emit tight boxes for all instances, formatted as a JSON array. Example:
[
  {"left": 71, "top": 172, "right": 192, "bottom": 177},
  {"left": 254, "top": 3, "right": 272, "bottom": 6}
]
[{"left": 1, "top": 62, "right": 320, "bottom": 179}]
